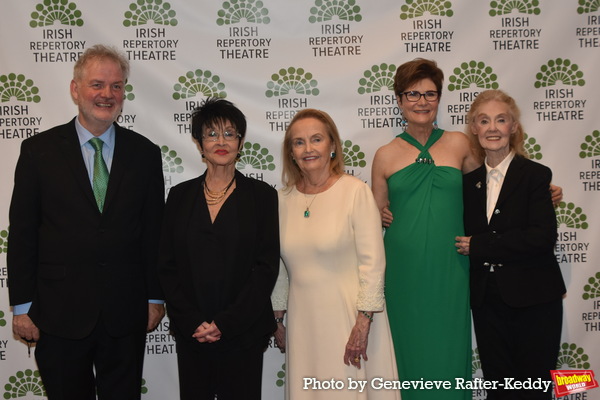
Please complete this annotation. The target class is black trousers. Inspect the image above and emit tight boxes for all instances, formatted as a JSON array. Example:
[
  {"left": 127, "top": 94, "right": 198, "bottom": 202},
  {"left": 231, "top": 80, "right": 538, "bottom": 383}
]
[
  {"left": 175, "top": 335, "right": 265, "bottom": 400},
  {"left": 35, "top": 321, "right": 146, "bottom": 400},
  {"left": 472, "top": 275, "right": 562, "bottom": 400}
]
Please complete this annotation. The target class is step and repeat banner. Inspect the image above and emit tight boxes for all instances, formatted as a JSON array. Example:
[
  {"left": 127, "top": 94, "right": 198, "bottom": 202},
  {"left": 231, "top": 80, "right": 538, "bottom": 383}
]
[{"left": 0, "top": 0, "right": 598, "bottom": 399}]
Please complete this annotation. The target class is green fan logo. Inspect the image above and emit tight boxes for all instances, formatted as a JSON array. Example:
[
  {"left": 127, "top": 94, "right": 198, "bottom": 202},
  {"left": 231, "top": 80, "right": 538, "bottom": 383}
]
[
  {"left": 556, "top": 202, "right": 588, "bottom": 230},
  {"left": 237, "top": 142, "right": 276, "bottom": 171},
  {"left": 471, "top": 347, "right": 482, "bottom": 375},
  {"left": 556, "top": 343, "right": 591, "bottom": 369},
  {"left": 0, "top": 310, "right": 6, "bottom": 327},
  {"left": 343, "top": 140, "right": 367, "bottom": 168},
  {"left": 400, "top": 0, "right": 454, "bottom": 20},
  {"left": 141, "top": 378, "right": 148, "bottom": 394},
  {"left": 447, "top": 61, "right": 499, "bottom": 91},
  {"left": 124, "top": 83, "right": 135, "bottom": 101},
  {"left": 217, "top": 0, "right": 270, "bottom": 25},
  {"left": 3, "top": 369, "right": 47, "bottom": 397},
  {"left": 582, "top": 272, "right": 600, "bottom": 300},
  {"left": 309, "top": 0, "right": 362, "bottom": 23},
  {"left": 489, "top": 0, "right": 541, "bottom": 16},
  {"left": 0, "top": 74, "right": 41, "bottom": 103},
  {"left": 30, "top": 0, "right": 84, "bottom": 28},
  {"left": 523, "top": 132, "right": 542, "bottom": 160},
  {"left": 275, "top": 363, "right": 286, "bottom": 387},
  {"left": 161, "top": 145, "right": 184, "bottom": 174},
  {"left": 534, "top": 58, "right": 585, "bottom": 88},
  {"left": 265, "top": 67, "right": 319, "bottom": 98},
  {"left": 123, "top": 0, "right": 178, "bottom": 27},
  {"left": 577, "top": 0, "right": 599, "bottom": 14},
  {"left": 172, "top": 70, "right": 227, "bottom": 100},
  {"left": 357, "top": 64, "right": 396, "bottom": 95},
  {"left": 0, "top": 228, "right": 7, "bottom": 254},
  {"left": 579, "top": 130, "right": 600, "bottom": 159}
]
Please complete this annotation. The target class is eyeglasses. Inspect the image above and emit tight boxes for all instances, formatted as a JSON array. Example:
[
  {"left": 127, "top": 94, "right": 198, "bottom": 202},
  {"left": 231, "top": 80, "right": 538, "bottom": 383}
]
[
  {"left": 201, "top": 130, "right": 241, "bottom": 141},
  {"left": 401, "top": 91, "right": 439, "bottom": 102}
]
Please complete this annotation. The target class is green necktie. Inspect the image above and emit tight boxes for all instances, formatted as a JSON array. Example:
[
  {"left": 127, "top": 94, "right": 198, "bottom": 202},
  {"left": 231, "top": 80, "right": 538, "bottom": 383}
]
[{"left": 89, "top": 138, "right": 109, "bottom": 212}]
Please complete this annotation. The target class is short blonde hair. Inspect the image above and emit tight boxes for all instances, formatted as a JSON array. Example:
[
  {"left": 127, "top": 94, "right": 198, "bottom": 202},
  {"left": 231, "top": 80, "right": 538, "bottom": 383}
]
[
  {"left": 73, "top": 44, "right": 129, "bottom": 82},
  {"left": 281, "top": 109, "right": 344, "bottom": 190}
]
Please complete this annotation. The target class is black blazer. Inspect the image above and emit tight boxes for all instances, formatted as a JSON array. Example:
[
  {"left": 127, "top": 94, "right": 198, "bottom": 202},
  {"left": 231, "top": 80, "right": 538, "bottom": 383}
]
[
  {"left": 8, "top": 118, "right": 165, "bottom": 339},
  {"left": 463, "top": 155, "right": 566, "bottom": 308},
  {"left": 158, "top": 170, "right": 279, "bottom": 350}
]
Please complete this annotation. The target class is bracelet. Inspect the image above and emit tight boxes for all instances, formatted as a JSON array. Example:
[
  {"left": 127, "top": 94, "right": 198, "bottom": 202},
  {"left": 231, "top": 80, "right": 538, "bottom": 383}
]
[
  {"left": 275, "top": 317, "right": 284, "bottom": 324},
  {"left": 360, "top": 310, "right": 373, "bottom": 322}
]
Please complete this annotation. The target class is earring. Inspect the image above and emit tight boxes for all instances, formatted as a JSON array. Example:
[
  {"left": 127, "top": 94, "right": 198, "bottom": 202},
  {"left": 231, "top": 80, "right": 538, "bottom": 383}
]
[
  {"left": 330, "top": 152, "right": 336, "bottom": 160},
  {"left": 236, "top": 152, "right": 241, "bottom": 160},
  {"left": 201, "top": 152, "right": 205, "bottom": 158},
  {"left": 400, "top": 110, "right": 408, "bottom": 131}
]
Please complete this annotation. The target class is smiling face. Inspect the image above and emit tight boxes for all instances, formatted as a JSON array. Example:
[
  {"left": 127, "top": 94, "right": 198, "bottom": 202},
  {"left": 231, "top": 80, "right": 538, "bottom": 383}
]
[
  {"left": 201, "top": 120, "right": 241, "bottom": 168},
  {"left": 289, "top": 117, "right": 335, "bottom": 177},
  {"left": 471, "top": 100, "right": 518, "bottom": 157},
  {"left": 396, "top": 78, "right": 439, "bottom": 128},
  {"left": 70, "top": 58, "right": 125, "bottom": 136}
]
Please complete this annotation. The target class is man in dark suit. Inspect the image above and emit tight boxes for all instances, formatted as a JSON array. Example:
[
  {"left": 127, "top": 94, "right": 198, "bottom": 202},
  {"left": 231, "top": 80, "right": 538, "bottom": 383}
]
[{"left": 7, "top": 44, "right": 165, "bottom": 400}]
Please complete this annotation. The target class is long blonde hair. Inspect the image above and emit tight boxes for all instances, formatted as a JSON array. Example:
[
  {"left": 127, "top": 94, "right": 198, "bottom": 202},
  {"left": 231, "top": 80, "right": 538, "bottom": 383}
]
[{"left": 281, "top": 109, "right": 344, "bottom": 190}]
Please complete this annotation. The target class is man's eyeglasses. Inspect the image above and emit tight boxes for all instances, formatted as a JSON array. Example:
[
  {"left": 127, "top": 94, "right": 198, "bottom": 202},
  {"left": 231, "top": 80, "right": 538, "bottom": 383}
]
[
  {"left": 401, "top": 91, "right": 440, "bottom": 102},
  {"left": 201, "top": 130, "right": 241, "bottom": 141}
]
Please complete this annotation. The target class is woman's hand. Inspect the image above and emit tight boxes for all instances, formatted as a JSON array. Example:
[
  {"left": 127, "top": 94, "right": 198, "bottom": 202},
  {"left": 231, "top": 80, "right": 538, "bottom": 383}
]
[
  {"left": 192, "top": 321, "right": 222, "bottom": 343},
  {"left": 381, "top": 206, "right": 394, "bottom": 228},
  {"left": 549, "top": 184, "right": 563, "bottom": 206},
  {"left": 343, "top": 312, "right": 371, "bottom": 369},
  {"left": 455, "top": 236, "right": 471, "bottom": 256}
]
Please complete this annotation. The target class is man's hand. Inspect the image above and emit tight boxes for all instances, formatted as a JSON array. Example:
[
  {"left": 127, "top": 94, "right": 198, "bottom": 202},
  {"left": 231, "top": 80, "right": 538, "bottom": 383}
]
[
  {"left": 13, "top": 314, "right": 40, "bottom": 342},
  {"left": 147, "top": 303, "right": 165, "bottom": 332}
]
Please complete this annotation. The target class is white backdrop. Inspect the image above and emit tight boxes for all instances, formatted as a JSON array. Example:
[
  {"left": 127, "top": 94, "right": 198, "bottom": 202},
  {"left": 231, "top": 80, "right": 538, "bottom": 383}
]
[{"left": 0, "top": 1, "right": 598, "bottom": 399}]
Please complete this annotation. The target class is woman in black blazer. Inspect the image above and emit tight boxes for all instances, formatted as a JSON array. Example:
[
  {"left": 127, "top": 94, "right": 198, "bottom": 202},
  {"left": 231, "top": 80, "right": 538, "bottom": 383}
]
[
  {"left": 455, "top": 90, "right": 565, "bottom": 400},
  {"left": 158, "top": 98, "right": 279, "bottom": 400}
]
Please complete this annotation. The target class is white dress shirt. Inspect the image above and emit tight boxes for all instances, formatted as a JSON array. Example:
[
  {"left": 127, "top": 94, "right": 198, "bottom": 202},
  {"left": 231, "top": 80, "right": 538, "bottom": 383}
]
[{"left": 485, "top": 151, "right": 515, "bottom": 223}]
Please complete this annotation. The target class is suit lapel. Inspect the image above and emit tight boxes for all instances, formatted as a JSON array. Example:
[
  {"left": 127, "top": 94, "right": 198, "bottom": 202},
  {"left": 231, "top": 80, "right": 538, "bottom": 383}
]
[
  {"left": 103, "top": 124, "right": 132, "bottom": 213},
  {"left": 494, "top": 155, "right": 526, "bottom": 210},
  {"left": 470, "top": 166, "right": 488, "bottom": 227},
  {"left": 58, "top": 119, "right": 99, "bottom": 211}
]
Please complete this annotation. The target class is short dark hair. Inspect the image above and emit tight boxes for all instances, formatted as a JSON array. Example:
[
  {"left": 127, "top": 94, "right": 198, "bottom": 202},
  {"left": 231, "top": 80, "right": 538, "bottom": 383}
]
[
  {"left": 190, "top": 97, "right": 247, "bottom": 147},
  {"left": 394, "top": 58, "right": 444, "bottom": 99}
]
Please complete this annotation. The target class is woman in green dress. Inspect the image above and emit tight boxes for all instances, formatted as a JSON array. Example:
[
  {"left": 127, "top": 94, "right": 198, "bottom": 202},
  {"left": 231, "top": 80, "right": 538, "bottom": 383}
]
[{"left": 371, "top": 58, "right": 479, "bottom": 400}]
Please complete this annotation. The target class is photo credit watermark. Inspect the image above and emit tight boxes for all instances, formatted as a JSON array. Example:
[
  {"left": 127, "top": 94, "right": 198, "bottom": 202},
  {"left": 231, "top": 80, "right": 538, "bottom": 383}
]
[
  {"left": 302, "top": 377, "right": 553, "bottom": 392},
  {"left": 551, "top": 370, "right": 598, "bottom": 398}
]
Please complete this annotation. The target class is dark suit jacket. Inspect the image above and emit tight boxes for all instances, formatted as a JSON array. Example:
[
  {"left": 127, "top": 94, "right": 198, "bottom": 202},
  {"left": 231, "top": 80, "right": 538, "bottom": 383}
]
[
  {"left": 463, "top": 155, "right": 566, "bottom": 308},
  {"left": 8, "top": 118, "right": 164, "bottom": 339},
  {"left": 158, "top": 170, "right": 279, "bottom": 351}
]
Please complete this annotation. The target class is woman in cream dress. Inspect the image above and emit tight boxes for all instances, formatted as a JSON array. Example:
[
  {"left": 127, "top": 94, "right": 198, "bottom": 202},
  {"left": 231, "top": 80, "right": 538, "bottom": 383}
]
[{"left": 272, "top": 109, "right": 400, "bottom": 400}]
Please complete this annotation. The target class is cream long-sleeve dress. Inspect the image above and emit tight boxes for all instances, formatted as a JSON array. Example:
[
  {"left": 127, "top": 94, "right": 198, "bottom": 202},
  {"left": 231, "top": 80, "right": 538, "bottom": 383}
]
[{"left": 272, "top": 175, "right": 400, "bottom": 400}]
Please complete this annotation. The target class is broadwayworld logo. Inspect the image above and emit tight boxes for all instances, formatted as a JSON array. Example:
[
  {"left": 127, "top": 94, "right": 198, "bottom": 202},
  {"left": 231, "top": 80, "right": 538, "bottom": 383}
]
[
  {"left": 30, "top": 0, "right": 84, "bottom": 28},
  {"left": 357, "top": 63, "right": 396, "bottom": 94},
  {"left": 216, "top": 0, "right": 270, "bottom": 25},
  {"left": 447, "top": 61, "right": 499, "bottom": 91},
  {"left": 172, "top": 70, "right": 227, "bottom": 100},
  {"left": 551, "top": 370, "right": 599, "bottom": 397},
  {"left": 399, "top": 0, "right": 454, "bottom": 20},
  {"left": 123, "top": 0, "right": 178, "bottom": 27},
  {"left": 309, "top": 0, "right": 362, "bottom": 23},
  {"left": 0, "top": 74, "right": 41, "bottom": 103},
  {"left": 489, "top": 0, "right": 541, "bottom": 16}
]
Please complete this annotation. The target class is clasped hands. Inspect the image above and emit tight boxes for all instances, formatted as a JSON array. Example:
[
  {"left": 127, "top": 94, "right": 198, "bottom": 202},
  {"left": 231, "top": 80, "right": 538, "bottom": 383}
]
[{"left": 193, "top": 321, "right": 222, "bottom": 343}]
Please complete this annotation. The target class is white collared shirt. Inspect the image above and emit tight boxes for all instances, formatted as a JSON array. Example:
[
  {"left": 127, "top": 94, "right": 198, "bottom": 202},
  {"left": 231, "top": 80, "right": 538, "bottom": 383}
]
[{"left": 485, "top": 151, "right": 515, "bottom": 223}]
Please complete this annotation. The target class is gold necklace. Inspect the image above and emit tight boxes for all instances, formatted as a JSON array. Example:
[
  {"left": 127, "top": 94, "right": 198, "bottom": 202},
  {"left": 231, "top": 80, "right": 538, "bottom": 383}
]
[
  {"left": 304, "top": 193, "right": 317, "bottom": 218},
  {"left": 204, "top": 175, "right": 235, "bottom": 205}
]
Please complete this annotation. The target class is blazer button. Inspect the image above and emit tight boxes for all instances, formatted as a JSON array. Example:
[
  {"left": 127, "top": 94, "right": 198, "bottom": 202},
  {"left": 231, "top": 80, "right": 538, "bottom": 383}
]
[
  {"left": 494, "top": 209, "right": 500, "bottom": 215},
  {"left": 483, "top": 262, "right": 490, "bottom": 267},
  {"left": 497, "top": 263, "right": 503, "bottom": 268}
]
